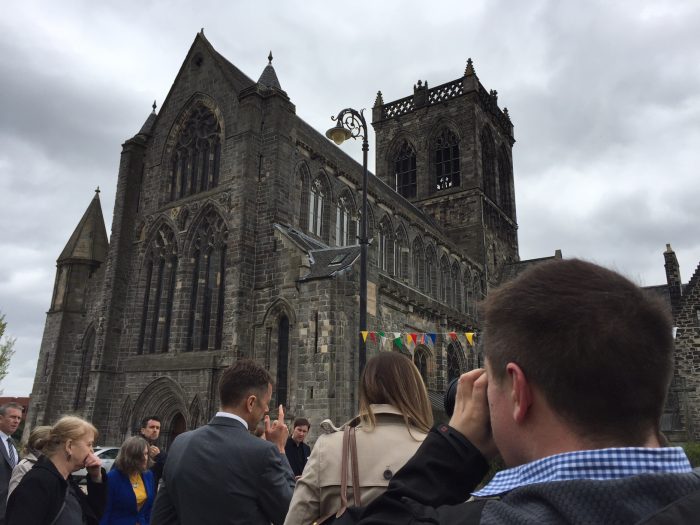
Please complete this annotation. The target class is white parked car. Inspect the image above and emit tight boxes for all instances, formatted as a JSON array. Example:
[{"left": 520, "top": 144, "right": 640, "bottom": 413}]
[{"left": 72, "top": 446, "right": 120, "bottom": 483}]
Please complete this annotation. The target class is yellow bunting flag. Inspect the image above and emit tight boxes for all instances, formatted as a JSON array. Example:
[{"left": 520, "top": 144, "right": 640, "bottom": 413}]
[
  {"left": 361, "top": 331, "right": 369, "bottom": 343},
  {"left": 466, "top": 332, "right": 474, "bottom": 346}
]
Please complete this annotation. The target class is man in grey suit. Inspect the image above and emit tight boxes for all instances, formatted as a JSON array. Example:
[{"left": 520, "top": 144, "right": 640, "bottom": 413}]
[
  {"left": 0, "top": 403, "right": 22, "bottom": 525},
  {"left": 151, "top": 360, "right": 295, "bottom": 525}
]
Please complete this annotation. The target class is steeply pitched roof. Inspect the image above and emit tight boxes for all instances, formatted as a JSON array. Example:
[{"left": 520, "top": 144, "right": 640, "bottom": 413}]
[
  {"left": 138, "top": 101, "right": 158, "bottom": 136},
  {"left": 58, "top": 190, "right": 109, "bottom": 263},
  {"left": 258, "top": 51, "right": 282, "bottom": 90}
]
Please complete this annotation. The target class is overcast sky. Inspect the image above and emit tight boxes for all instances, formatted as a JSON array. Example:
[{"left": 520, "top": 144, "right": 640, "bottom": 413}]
[{"left": 2, "top": 0, "right": 699, "bottom": 396}]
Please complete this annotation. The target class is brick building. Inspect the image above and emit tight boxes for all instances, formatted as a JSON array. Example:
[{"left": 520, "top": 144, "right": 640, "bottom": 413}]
[{"left": 31, "top": 32, "right": 698, "bottom": 445}]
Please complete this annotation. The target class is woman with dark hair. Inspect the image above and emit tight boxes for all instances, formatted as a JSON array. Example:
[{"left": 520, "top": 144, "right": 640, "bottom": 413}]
[
  {"left": 6, "top": 416, "right": 107, "bottom": 525},
  {"left": 100, "top": 436, "right": 155, "bottom": 525},
  {"left": 8, "top": 425, "right": 52, "bottom": 497},
  {"left": 284, "top": 351, "right": 433, "bottom": 524}
]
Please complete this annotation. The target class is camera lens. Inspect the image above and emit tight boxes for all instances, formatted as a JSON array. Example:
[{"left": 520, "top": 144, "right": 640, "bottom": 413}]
[{"left": 443, "top": 377, "right": 459, "bottom": 417}]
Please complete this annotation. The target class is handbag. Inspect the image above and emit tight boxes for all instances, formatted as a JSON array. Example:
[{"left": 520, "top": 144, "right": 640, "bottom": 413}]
[{"left": 312, "top": 425, "right": 362, "bottom": 525}]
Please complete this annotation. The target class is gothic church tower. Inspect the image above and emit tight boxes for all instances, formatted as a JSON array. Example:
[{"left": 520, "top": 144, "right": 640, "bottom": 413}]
[{"left": 372, "top": 59, "right": 518, "bottom": 287}]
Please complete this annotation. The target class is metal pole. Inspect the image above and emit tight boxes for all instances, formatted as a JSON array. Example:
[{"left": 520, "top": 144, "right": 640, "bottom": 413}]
[{"left": 359, "top": 133, "right": 368, "bottom": 374}]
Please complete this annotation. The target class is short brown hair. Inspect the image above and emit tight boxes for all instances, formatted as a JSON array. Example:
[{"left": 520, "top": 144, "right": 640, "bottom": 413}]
[
  {"left": 115, "top": 436, "right": 149, "bottom": 476},
  {"left": 359, "top": 352, "right": 433, "bottom": 435},
  {"left": 293, "top": 418, "right": 310, "bottom": 430},
  {"left": 43, "top": 416, "right": 99, "bottom": 458},
  {"left": 219, "top": 359, "right": 273, "bottom": 407},
  {"left": 482, "top": 258, "right": 673, "bottom": 444}
]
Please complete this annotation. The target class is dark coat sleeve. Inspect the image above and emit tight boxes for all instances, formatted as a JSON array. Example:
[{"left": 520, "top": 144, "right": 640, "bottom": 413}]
[
  {"left": 151, "top": 478, "right": 180, "bottom": 525},
  {"left": 5, "top": 473, "right": 54, "bottom": 525},
  {"left": 79, "top": 468, "right": 108, "bottom": 525},
  {"left": 257, "top": 446, "right": 296, "bottom": 525},
  {"left": 355, "top": 425, "right": 490, "bottom": 525}
]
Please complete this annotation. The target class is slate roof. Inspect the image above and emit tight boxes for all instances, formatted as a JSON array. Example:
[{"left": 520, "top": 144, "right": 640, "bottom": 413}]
[
  {"left": 58, "top": 191, "right": 109, "bottom": 263},
  {"left": 303, "top": 246, "right": 361, "bottom": 281}
]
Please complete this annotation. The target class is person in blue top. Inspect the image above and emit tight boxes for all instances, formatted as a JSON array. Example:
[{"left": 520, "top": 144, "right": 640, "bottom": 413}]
[{"left": 101, "top": 436, "right": 155, "bottom": 525}]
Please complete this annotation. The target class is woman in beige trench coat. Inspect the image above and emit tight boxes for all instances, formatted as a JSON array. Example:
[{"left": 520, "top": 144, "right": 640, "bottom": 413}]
[{"left": 284, "top": 352, "right": 434, "bottom": 524}]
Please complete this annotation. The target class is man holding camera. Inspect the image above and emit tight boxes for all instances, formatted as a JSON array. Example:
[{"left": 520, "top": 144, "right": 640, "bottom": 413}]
[{"left": 357, "top": 259, "right": 700, "bottom": 524}]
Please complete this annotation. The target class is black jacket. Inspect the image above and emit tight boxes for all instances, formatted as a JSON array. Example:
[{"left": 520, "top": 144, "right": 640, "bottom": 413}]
[
  {"left": 351, "top": 425, "right": 700, "bottom": 524},
  {"left": 140, "top": 432, "right": 167, "bottom": 487},
  {"left": 6, "top": 455, "right": 107, "bottom": 525},
  {"left": 284, "top": 437, "right": 311, "bottom": 477}
]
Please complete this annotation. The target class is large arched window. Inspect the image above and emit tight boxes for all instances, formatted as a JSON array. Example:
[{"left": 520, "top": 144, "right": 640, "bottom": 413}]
[
  {"left": 452, "top": 262, "right": 462, "bottom": 311},
  {"left": 138, "top": 224, "right": 178, "bottom": 354},
  {"left": 481, "top": 127, "right": 497, "bottom": 202},
  {"left": 395, "top": 225, "right": 409, "bottom": 281},
  {"left": 440, "top": 255, "right": 451, "bottom": 305},
  {"left": 170, "top": 105, "right": 221, "bottom": 200},
  {"left": 394, "top": 140, "right": 417, "bottom": 198},
  {"left": 497, "top": 146, "right": 514, "bottom": 217},
  {"left": 434, "top": 129, "right": 460, "bottom": 191},
  {"left": 186, "top": 211, "right": 228, "bottom": 352},
  {"left": 308, "top": 176, "right": 328, "bottom": 239},
  {"left": 377, "top": 217, "right": 394, "bottom": 274},
  {"left": 446, "top": 344, "right": 462, "bottom": 383},
  {"left": 298, "top": 163, "right": 311, "bottom": 231},
  {"left": 412, "top": 237, "right": 425, "bottom": 291},
  {"left": 414, "top": 347, "right": 429, "bottom": 384},
  {"left": 335, "top": 192, "right": 356, "bottom": 247},
  {"left": 425, "top": 245, "right": 438, "bottom": 298}
]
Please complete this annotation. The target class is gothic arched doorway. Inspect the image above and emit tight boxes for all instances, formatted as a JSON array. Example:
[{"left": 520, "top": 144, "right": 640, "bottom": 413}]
[{"left": 169, "top": 412, "right": 186, "bottom": 446}]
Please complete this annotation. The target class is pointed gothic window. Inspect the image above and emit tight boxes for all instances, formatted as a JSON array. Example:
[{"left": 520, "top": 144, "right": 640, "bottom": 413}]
[
  {"left": 186, "top": 211, "right": 228, "bottom": 352},
  {"left": 452, "top": 262, "right": 462, "bottom": 311},
  {"left": 481, "top": 127, "right": 497, "bottom": 202},
  {"left": 335, "top": 193, "right": 356, "bottom": 247},
  {"left": 395, "top": 226, "right": 409, "bottom": 281},
  {"left": 446, "top": 344, "right": 461, "bottom": 382},
  {"left": 414, "top": 347, "right": 429, "bottom": 383},
  {"left": 308, "top": 177, "right": 327, "bottom": 239},
  {"left": 426, "top": 246, "right": 438, "bottom": 298},
  {"left": 440, "top": 255, "right": 451, "bottom": 305},
  {"left": 412, "top": 237, "right": 425, "bottom": 291},
  {"left": 377, "top": 218, "right": 394, "bottom": 274},
  {"left": 138, "top": 225, "right": 178, "bottom": 354},
  {"left": 434, "top": 129, "right": 460, "bottom": 191},
  {"left": 497, "top": 146, "right": 514, "bottom": 217},
  {"left": 298, "top": 164, "right": 311, "bottom": 231},
  {"left": 276, "top": 315, "right": 290, "bottom": 408},
  {"left": 394, "top": 141, "right": 417, "bottom": 198},
  {"left": 170, "top": 105, "right": 222, "bottom": 201}
]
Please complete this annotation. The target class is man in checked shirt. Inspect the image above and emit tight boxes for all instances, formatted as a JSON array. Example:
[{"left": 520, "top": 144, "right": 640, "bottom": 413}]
[{"left": 354, "top": 259, "right": 700, "bottom": 524}]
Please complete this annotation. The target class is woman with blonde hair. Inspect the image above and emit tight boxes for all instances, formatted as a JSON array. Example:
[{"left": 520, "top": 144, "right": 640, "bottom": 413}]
[
  {"left": 6, "top": 415, "right": 106, "bottom": 525},
  {"left": 284, "top": 351, "right": 433, "bottom": 524},
  {"left": 7, "top": 425, "right": 52, "bottom": 496},
  {"left": 100, "top": 436, "right": 156, "bottom": 525}
]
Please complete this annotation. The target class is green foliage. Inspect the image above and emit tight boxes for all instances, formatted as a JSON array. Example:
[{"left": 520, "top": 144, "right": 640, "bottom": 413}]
[
  {"left": 0, "top": 312, "right": 16, "bottom": 389},
  {"left": 682, "top": 442, "right": 700, "bottom": 467}
]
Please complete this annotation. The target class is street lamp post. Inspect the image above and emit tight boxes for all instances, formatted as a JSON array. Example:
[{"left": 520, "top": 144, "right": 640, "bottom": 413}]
[{"left": 326, "top": 108, "right": 369, "bottom": 375}]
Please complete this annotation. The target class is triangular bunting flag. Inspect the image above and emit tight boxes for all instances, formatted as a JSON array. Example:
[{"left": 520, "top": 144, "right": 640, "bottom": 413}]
[
  {"left": 466, "top": 332, "right": 474, "bottom": 346},
  {"left": 449, "top": 331, "right": 457, "bottom": 341},
  {"left": 394, "top": 336, "right": 403, "bottom": 349},
  {"left": 361, "top": 331, "right": 369, "bottom": 343},
  {"left": 369, "top": 332, "right": 377, "bottom": 343},
  {"left": 427, "top": 333, "right": 436, "bottom": 345},
  {"left": 410, "top": 333, "right": 418, "bottom": 344}
]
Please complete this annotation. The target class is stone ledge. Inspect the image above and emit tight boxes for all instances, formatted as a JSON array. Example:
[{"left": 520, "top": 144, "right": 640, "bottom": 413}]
[{"left": 122, "top": 352, "right": 222, "bottom": 372}]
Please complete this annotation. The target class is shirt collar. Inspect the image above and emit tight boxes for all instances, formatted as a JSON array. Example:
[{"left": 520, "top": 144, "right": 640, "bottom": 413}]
[
  {"left": 473, "top": 447, "right": 692, "bottom": 497},
  {"left": 214, "top": 411, "right": 248, "bottom": 430}
]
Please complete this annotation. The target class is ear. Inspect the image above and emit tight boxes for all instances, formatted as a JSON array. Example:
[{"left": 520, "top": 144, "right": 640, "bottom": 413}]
[
  {"left": 506, "top": 362, "right": 532, "bottom": 423},
  {"left": 245, "top": 394, "right": 257, "bottom": 414}
]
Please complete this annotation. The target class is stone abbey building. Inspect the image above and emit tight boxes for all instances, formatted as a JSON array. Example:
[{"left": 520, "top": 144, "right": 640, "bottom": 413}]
[{"left": 27, "top": 32, "right": 700, "bottom": 444}]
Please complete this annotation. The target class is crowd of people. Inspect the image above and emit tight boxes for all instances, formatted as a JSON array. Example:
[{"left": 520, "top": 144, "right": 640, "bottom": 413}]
[{"left": 1, "top": 258, "right": 699, "bottom": 524}]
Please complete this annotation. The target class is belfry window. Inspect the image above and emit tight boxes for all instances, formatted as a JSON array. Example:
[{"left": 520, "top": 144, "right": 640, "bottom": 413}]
[
  {"left": 434, "top": 129, "right": 460, "bottom": 191},
  {"left": 394, "top": 141, "right": 417, "bottom": 198},
  {"left": 170, "top": 105, "right": 222, "bottom": 200}
]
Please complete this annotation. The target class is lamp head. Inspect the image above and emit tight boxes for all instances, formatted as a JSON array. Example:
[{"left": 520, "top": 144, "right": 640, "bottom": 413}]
[{"left": 326, "top": 122, "right": 352, "bottom": 145}]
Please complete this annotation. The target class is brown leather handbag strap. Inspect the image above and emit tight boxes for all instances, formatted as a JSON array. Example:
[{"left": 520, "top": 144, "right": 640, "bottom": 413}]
[
  {"left": 349, "top": 426, "right": 362, "bottom": 507},
  {"left": 337, "top": 426, "right": 351, "bottom": 512}
]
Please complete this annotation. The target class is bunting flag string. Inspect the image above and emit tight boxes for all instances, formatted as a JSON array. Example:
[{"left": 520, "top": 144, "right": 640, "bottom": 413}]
[{"left": 359, "top": 331, "right": 478, "bottom": 350}]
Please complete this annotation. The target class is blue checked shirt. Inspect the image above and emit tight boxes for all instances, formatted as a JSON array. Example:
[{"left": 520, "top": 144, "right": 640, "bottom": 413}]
[{"left": 473, "top": 447, "right": 692, "bottom": 497}]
